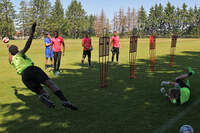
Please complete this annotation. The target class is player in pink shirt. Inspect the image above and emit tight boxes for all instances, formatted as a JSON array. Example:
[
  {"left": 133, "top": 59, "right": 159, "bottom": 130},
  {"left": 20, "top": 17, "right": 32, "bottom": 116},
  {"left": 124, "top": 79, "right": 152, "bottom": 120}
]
[
  {"left": 50, "top": 31, "right": 65, "bottom": 75},
  {"left": 81, "top": 33, "right": 93, "bottom": 66},
  {"left": 110, "top": 31, "right": 120, "bottom": 63}
]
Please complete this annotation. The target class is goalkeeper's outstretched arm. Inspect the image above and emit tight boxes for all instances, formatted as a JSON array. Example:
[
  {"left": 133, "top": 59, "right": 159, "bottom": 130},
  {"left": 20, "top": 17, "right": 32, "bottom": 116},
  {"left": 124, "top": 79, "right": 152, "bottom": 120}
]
[{"left": 20, "top": 22, "right": 37, "bottom": 54}]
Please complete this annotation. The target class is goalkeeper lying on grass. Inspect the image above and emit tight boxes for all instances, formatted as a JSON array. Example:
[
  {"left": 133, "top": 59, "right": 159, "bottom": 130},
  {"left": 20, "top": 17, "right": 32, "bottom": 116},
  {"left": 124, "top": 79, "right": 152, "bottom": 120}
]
[{"left": 160, "top": 67, "right": 195, "bottom": 105}]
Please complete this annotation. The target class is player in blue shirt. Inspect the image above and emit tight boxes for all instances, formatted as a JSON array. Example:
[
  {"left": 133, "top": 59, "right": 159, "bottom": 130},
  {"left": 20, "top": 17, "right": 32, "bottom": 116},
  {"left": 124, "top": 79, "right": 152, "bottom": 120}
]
[{"left": 44, "top": 32, "right": 53, "bottom": 69}]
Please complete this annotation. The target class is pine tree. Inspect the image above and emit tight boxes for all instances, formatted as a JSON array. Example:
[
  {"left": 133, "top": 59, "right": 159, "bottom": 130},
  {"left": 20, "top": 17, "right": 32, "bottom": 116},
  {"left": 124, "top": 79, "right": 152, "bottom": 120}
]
[
  {"left": 63, "top": 0, "right": 88, "bottom": 38},
  {"left": 127, "top": 7, "right": 131, "bottom": 33},
  {"left": 193, "top": 6, "right": 200, "bottom": 37},
  {"left": 88, "top": 15, "right": 95, "bottom": 36},
  {"left": 147, "top": 6, "right": 156, "bottom": 35},
  {"left": 105, "top": 18, "right": 110, "bottom": 35},
  {"left": 157, "top": 4, "right": 164, "bottom": 35},
  {"left": 112, "top": 12, "right": 118, "bottom": 32},
  {"left": 16, "top": 0, "right": 29, "bottom": 38},
  {"left": 163, "top": 2, "right": 176, "bottom": 36},
  {"left": 131, "top": 8, "right": 137, "bottom": 32},
  {"left": 118, "top": 8, "right": 124, "bottom": 34},
  {"left": 51, "top": 0, "right": 64, "bottom": 33},
  {"left": 0, "top": 0, "right": 15, "bottom": 37},
  {"left": 94, "top": 9, "right": 107, "bottom": 37},
  {"left": 28, "top": 0, "right": 51, "bottom": 37},
  {"left": 180, "top": 3, "right": 189, "bottom": 36},
  {"left": 137, "top": 6, "right": 147, "bottom": 37}
]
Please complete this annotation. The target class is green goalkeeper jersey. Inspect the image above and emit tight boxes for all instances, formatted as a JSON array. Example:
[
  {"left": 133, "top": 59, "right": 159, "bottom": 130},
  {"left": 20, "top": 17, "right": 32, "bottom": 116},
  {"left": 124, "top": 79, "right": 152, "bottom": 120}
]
[
  {"left": 11, "top": 52, "right": 33, "bottom": 75},
  {"left": 180, "top": 87, "right": 190, "bottom": 104}
]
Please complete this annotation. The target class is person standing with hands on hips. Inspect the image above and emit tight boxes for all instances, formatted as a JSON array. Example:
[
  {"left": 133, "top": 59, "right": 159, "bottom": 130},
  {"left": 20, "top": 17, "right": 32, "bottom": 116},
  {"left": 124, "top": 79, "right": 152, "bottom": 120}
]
[
  {"left": 110, "top": 31, "right": 120, "bottom": 64},
  {"left": 81, "top": 32, "right": 93, "bottom": 67},
  {"left": 49, "top": 31, "right": 65, "bottom": 75}
]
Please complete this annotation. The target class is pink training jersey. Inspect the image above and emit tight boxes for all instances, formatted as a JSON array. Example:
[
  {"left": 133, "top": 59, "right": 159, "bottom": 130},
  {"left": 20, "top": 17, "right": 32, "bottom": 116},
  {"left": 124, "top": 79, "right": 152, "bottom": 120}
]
[
  {"left": 82, "top": 37, "right": 92, "bottom": 51},
  {"left": 51, "top": 36, "right": 64, "bottom": 52},
  {"left": 111, "top": 36, "right": 120, "bottom": 48}
]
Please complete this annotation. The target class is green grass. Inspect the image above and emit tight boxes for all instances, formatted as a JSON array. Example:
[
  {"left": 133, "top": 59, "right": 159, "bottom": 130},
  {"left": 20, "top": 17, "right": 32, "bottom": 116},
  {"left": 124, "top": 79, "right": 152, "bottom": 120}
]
[{"left": 0, "top": 38, "right": 200, "bottom": 133}]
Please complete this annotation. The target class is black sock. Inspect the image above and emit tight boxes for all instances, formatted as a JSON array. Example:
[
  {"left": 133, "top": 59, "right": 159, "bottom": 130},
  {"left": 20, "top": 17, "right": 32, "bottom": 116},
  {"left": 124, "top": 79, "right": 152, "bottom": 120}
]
[
  {"left": 112, "top": 55, "right": 114, "bottom": 62},
  {"left": 54, "top": 90, "right": 68, "bottom": 101},
  {"left": 116, "top": 54, "right": 119, "bottom": 62},
  {"left": 88, "top": 59, "right": 91, "bottom": 66},
  {"left": 188, "top": 72, "right": 192, "bottom": 76}
]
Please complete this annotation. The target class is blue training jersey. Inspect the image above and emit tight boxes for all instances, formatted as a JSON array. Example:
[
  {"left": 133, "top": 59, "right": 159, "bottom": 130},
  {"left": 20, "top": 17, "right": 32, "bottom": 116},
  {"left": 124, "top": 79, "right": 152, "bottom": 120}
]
[{"left": 44, "top": 38, "right": 51, "bottom": 48}]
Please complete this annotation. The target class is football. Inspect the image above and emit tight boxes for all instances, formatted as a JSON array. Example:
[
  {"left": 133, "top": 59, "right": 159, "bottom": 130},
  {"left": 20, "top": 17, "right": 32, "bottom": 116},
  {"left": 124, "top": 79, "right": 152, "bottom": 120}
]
[
  {"left": 2, "top": 37, "right": 9, "bottom": 43},
  {"left": 179, "top": 125, "right": 194, "bottom": 133}
]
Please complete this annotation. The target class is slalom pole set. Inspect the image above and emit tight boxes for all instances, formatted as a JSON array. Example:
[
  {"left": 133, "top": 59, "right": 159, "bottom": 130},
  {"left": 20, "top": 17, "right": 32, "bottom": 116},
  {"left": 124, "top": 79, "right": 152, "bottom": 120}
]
[
  {"left": 149, "top": 35, "right": 156, "bottom": 72},
  {"left": 99, "top": 35, "right": 178, "bottom": 87},
  {"left": 129, "top": 36, "right": 138, "bottom": 79},
  {"left": 170, "top": 35, "right": 178, "bottom": 67},
  {"left": 99, "top": 36, "right": 110, "bottom": 88}
]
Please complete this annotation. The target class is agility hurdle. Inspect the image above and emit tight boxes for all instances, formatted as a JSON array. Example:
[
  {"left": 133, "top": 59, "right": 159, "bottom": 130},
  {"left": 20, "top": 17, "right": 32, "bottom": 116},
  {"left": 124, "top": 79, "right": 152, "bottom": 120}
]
[{"left": 99, "top": 37, "right": 110, "bottom": 88}]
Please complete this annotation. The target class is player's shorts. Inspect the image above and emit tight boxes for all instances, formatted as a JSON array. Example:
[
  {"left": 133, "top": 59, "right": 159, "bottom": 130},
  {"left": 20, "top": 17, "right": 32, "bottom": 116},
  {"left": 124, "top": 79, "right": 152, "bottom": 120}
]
[
  {"left": 176, "top": 79, "right": 190, "bottom": 90},
  {"left": 83, "top": 50, "right": 91, "bottom": 58},
  {"left": 45, "top": 47, "right": 53, "bottom": 58},
  {"left": 112, "top": 47, "right": 119, "bottom": 54},
  {"left": 21, "top": 66, "right": 50, "bottom": 95}
]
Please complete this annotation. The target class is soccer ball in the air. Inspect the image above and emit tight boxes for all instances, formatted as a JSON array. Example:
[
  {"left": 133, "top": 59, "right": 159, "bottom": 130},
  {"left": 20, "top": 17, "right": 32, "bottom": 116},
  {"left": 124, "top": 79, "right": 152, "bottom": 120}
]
[
  {"left": 2, "top": 37, "right": 9, "bottom": 43},
  {"left": 179, "top": 125, "right": 194, "bottom": 133}
]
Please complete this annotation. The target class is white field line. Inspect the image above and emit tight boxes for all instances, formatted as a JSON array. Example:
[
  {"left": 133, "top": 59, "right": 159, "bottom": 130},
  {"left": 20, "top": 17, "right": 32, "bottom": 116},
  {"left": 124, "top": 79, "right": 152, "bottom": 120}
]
[{"left": 153, "top": 99, "right": 200, "bottom": 133}]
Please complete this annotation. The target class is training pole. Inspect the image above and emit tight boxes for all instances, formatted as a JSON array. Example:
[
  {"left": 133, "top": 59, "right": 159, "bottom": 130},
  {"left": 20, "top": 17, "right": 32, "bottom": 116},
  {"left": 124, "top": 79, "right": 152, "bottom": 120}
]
[
  {"left": 99, "top": 36, "right": 110, "bottom": 88},
  {"left": 149, "top": 35, "right": 156, "bottom": 72},
  {"left": 129, "top": 36, "right": 138, "bottom": 79},
  {"left": 170, "top": 35, "right": 178, "bottom": 66}
]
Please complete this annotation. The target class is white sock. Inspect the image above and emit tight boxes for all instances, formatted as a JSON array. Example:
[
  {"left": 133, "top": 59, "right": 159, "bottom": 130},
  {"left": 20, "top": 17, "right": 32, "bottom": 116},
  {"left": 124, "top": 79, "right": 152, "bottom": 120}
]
[
  {"left": 160, "top": 87, "right": 168, "bottom": 97},
  {"left": 161, "top": 81, "right": 170, "bottom": 86}
]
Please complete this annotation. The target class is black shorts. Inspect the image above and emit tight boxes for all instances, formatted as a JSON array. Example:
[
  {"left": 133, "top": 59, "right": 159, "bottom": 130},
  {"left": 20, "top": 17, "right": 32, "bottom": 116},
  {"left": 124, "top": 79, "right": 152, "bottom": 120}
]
[
  {"left": 112, "top": 47, "right": 119, "bottom": 54},
  {"left": 175, "top": 79, "right": 190, "bottom": 89},
  {"left": 83, "top": 50, "right": 91, "bottom": 58},
  {"left": 21, "top": 66, "right": 50, "bottom": 95}
]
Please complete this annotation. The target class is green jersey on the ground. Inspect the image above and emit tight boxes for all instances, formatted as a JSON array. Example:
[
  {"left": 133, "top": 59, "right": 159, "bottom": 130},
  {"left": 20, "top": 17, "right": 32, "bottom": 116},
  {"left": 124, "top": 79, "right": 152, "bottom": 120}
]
[
  {"left": 11, "top": 52, "right": 33, "bottom": 74},
  {"left": 180, "top": 87, "right": 190, "bottom": 104}
]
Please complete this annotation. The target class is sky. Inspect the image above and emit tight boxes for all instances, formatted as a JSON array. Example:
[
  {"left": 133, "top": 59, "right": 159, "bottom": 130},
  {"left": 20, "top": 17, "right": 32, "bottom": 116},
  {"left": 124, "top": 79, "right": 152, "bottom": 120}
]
[{"left": 11, "top": 0, "right": 200, "bottom": 19}]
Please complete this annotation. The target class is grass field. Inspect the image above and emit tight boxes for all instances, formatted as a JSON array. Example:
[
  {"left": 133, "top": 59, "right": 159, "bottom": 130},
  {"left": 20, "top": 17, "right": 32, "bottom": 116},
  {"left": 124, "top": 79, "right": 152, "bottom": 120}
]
[{"left": 0, "top": 38, "right": 200, "bottom": 133}]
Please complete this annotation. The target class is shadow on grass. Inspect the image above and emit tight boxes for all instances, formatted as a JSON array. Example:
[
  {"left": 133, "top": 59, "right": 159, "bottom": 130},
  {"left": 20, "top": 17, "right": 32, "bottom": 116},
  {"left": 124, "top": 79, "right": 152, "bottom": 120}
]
[{"left": 1, "top": 51, "right": 200, "bottom": 133}]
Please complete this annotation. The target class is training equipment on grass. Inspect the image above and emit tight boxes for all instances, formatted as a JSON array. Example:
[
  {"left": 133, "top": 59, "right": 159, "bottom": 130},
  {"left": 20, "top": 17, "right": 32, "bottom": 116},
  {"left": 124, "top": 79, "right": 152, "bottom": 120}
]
[
  {"left": 170, "top": 35, "right": 178, "bottom": 66},
  {"left": 129, "top": 36, "right": 138, "bottom": 79},
  {"left": 149, "top": 35, "right": 156, "bottom": 72},
  {"left": 179, "top": 125, "right": 194, "bottom": 133},
  {"left": 2, "top": 37, "right": 9, "bottom": 43},
  {"left": 99, "top": 36, "right": 110, "bottom": 88}
]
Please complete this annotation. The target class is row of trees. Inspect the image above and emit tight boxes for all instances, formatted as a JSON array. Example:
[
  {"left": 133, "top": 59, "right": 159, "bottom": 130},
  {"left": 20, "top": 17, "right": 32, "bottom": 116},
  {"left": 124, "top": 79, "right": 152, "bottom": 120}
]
[
  {"left": 112, "top": 8, "right": 138, "bottom": 36},
  {"left": 94, "top": 9, "right": 110, "bottom": 37},
  {"left": 94, "top": 8, "right": 138, "bottom": 37},
  {"left": 0, "top": 0, "right": 95, "bottom": 38},
  {"left": 137, "top": 3, "right": 200, "bottom": 37},
  {"left": 0, "top": 0, "right": 200, "bottom": 38}
]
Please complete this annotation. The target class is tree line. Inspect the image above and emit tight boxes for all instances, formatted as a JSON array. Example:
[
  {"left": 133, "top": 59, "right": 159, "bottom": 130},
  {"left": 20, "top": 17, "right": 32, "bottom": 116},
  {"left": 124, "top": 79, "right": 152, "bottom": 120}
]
[
  {"left": 0, "top": 0, "right": 199, "bottom": 38},
  {"left": 0, "top": 0, "right": 95, "bottom": 38},
  {"left": 137, "top": 3, "right": 200, "bottom": 37}
]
